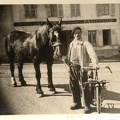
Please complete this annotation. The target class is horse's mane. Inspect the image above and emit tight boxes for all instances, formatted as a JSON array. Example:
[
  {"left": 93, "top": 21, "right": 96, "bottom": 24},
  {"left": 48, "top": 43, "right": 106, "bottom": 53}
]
[
  {"left": 29, "top": 22, "right": 62, "bottom": 40},
  {"left": 29, "top": 24, "right": 49, "bottom": 39}
]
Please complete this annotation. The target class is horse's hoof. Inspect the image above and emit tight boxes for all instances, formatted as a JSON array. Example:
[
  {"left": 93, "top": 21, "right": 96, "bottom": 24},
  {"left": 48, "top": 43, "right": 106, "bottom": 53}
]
[
  {"left": 36, "top": 90, "right": 44, "bottom": 98},
  {"left": 53, "top": 90, "right": 57, "bottom": 94},
  {"left": 49, "top": 88, "right": 57, "bottom": 94},
  {"left": 37, "top": 93, "right": 44, "bottom": 98},
  {"left": 21, "top": 82, "right": 27, "bottom": 86},
  {"left": 12, "top": 83, "right": 17, "bottom": 87},
  {"left": 49, "top": 87, "right": 56, "bottom": 91},
  {"left": 11, "top": 77, "right": 17, "bottom": 87}
]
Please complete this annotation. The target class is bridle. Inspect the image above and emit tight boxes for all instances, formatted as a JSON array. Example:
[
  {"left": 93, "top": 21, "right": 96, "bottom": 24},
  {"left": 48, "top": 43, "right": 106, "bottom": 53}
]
[{"left": 49, "top": 24, "right": 62, "bottom": 58}]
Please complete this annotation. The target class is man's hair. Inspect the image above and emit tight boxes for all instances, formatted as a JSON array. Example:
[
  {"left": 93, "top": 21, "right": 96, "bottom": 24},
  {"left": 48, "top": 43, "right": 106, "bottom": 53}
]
[{"left": 71, "top": 27, "right": 82, "bottom": 38}]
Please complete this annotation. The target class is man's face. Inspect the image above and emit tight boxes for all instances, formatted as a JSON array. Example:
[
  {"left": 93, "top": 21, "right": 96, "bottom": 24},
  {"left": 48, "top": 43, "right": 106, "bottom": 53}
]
[{"left": 73, "top": 29, "right": 82, "bottom": 40}]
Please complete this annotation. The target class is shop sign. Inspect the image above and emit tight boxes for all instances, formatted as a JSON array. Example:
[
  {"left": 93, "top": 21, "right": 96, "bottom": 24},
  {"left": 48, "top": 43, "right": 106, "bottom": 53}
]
[{"left": 14, "top": 19, "right": 117, "bottom": 27}]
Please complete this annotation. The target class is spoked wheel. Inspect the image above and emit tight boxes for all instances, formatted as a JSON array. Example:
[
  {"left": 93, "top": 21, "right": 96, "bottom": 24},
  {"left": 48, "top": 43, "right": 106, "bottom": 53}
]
[{"left": 96, "top": 86, "right": 101, "bottom": 114}]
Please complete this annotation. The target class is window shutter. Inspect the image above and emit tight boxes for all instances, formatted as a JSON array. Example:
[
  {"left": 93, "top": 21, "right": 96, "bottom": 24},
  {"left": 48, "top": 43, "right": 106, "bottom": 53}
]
[
  {"left": 110, "top": 4, "right": 115, "bottom": 16},
  {"left": 57, "top": 4, "right": 63, "bottom": 17},
  {"left": 96, "top": 4, "right": 101, "bottom": 16},
  {"left": 24, "top": 5, "right": 30, "bottom": 18},
  {"left": 35, "top": 5, "right": 37, "bottom": 17},
  {"left": 76, "top": 4, "right": 80, "bottom": 16},
  {"left": 45, "top": 5, "right": 51, "bottom": 17},
  {"left": 71, "top": 4, "right": 75, "bottom": 17},
  {"left": 52, "top": 5, "right": 57, "bottom": 17},
  {"left": 31, "top": 5, "right": 37, "bottom": 18}
]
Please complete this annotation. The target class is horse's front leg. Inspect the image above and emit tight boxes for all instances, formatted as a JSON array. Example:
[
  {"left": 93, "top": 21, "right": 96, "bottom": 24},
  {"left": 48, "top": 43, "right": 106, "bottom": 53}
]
[
  {"left": 33, "top": 57, "right": 44, "bottom": 97},
  {"left": 47, "top": 63, "right": 56, "bottom": 93},
  {"left": 18, "top": 58, "right": 27, "bottom": 86}
]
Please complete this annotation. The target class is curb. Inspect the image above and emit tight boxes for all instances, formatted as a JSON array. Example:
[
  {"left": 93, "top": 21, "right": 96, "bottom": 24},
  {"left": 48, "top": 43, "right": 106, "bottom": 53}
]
[{"left": 0, "top": 60, "right": 120, "bottom": 66}]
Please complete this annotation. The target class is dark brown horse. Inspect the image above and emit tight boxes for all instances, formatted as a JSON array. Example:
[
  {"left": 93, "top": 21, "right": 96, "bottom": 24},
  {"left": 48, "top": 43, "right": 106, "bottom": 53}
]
[{"left": 5, "top": 18, "right": 63, "bottom": 97}]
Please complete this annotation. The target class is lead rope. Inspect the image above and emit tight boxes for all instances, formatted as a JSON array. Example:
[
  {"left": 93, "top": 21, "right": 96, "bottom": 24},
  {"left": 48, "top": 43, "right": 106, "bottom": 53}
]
[{"left": 63, "top": 44, "right": 74, "bottom": 79}]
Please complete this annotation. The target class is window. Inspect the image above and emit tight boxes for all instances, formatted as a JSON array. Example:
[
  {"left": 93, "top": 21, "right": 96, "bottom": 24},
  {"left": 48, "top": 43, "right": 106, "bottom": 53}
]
[
  {"left": 88, "top": 30, "right": 97, "bottom": 46},
  {"left": 101, "top": 4, "right": 109, "bottom": 15},
  {"left": 46, "top": 4, "right": 63, "bottom": 17},
  {"left": 70, "top": 4, "right": 80, "bottom": 17},
  {"left": 96, "top": 4, "right": 115, "bottom": 16},
  {"left": 24, "top": 5, "right": 37, "bottom": 18}
]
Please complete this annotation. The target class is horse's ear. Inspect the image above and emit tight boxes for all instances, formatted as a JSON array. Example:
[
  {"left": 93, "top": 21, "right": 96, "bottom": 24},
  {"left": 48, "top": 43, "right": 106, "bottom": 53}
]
[
  {"left": 46, "top": 18, "right": 53, "bottom": 28},
  {"left": 58, "top": 18, "right": 62, "bottom": 26}
]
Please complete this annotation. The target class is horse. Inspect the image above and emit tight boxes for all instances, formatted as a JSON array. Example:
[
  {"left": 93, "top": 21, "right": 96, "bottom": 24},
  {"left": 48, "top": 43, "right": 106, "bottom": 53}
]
[{"left": 5, "top": 18, "right": 63, "bottom": 97}]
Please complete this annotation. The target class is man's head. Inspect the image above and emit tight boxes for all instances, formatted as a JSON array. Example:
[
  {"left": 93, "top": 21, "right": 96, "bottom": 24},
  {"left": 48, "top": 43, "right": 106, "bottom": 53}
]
[{"left": 71, "top": 27, "right": 82, "bottom": 40}]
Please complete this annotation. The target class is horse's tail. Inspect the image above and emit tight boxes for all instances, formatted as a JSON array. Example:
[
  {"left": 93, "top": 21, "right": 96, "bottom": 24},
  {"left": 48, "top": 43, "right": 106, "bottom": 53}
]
[{"left": 5, "top": 36, "right": 10, "bottom": 57}]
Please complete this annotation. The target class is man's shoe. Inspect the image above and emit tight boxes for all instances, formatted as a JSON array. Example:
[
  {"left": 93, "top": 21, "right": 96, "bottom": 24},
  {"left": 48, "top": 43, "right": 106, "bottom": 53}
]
[
  {"left": 84, "top": 106, "right": 91, "bottom": 114},
  {"left": 70, "top": 103, "right": 82, "bottom": 110}
]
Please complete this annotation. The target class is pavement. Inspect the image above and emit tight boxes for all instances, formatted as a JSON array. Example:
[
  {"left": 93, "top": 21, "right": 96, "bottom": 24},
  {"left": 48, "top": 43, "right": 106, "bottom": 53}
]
[{"left": 0, "top": 61, "right": 120, "bottom": 116}]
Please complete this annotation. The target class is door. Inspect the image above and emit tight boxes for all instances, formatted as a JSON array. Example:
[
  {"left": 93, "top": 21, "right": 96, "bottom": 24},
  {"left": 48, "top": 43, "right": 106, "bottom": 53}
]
[{"left": 103, "top": 29, "right": 111, "bottom": 46}]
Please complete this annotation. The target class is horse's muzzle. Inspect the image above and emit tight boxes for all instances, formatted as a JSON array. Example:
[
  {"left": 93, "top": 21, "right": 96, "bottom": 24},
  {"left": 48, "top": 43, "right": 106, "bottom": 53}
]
[
  {"left": 52, "top": 42, "right": 62, "bottom": 47},
  {"left": 52, "top": 42, "right": 62, "bottom": 58}
]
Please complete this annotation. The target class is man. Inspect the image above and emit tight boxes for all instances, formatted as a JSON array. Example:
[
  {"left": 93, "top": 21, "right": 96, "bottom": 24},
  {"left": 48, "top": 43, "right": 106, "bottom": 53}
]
[{"left": 62, "top": 27, "right": 99, "bottom": 113}]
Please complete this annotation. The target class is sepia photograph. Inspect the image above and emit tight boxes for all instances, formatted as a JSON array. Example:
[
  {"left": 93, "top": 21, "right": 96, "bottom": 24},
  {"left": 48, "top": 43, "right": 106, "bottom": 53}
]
[{"left": 0, "top": 0, "right": 120, "bottom": 119}]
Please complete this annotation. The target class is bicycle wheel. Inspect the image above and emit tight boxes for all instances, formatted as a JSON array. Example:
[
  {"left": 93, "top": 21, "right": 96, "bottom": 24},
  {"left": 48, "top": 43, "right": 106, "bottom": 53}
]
[{"left": 96, "top": 86, "right": 101, "bottom": 114}]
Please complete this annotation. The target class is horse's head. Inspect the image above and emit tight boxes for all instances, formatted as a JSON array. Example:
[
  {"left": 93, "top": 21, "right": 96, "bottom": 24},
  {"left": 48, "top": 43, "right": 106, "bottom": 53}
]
[
  {"left": 47, "top": 18, "right": 63, "bottom": 58},
  {"left": 35, "top": 18, "right": 64, "bottom": 58}
]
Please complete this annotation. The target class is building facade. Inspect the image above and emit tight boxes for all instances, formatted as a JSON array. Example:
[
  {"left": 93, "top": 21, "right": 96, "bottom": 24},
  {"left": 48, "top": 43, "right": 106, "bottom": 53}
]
[{"left": 0, "top": 4, "right": 120, "bottom": 62}]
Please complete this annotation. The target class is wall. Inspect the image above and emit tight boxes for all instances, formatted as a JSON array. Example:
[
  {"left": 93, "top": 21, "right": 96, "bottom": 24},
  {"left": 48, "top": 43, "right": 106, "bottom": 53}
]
[
  {"left": 0, "top": 5, "right": 14, "bottom": 56},
  {"left": 0, "top": 4, "right": 120, "bottom": 63}
]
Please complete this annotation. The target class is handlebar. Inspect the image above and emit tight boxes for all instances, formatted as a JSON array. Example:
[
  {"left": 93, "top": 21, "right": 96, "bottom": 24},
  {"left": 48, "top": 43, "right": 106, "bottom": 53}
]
[
  {"left": 62, "top": 57, "right": 113, "bottom": 74},
  {"left": 83, "top": 79, "right": 109, "bottom": 85},
  {"left": 104, "top": 65, "right": 113, "bottom": 74},
  {"left": 82, "top": 65, "right": 112, "bottom": 74},
  {"left": 82, "top": 67, "right": 98, "bottom": 71}
]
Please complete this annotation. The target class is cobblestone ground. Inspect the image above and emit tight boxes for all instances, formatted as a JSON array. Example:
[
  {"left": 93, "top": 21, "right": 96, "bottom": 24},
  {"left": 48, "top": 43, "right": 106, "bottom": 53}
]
[{"left": 0, "top": 62, "right": 120, "bottom": 117}]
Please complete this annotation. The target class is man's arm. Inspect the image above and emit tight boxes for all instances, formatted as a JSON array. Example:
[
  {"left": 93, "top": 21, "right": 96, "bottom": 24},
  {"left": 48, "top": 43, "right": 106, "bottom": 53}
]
[
  {"left": 62, "top": 43, "right": 71, "bottom": 65},
  {"left": 84, "top": 41, "right": 99, "bottom": 68}
]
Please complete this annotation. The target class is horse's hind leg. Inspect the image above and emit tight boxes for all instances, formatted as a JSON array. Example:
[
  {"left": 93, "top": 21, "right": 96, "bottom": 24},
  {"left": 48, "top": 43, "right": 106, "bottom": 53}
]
[
  {"left": 18, "top": 58, "right": 27, "bottom": 86},
  {"left": 9, "top": 56, "right": 17, "bottom": 87},
  {"left": 47, "top": 63, "right": 56, "bottom": 93}
]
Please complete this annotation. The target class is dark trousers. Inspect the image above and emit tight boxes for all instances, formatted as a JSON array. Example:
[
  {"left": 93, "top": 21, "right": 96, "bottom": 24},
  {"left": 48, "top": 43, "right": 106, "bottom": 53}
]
[{"left": 69, "top": 65, "right": 91, "bottom": 107}]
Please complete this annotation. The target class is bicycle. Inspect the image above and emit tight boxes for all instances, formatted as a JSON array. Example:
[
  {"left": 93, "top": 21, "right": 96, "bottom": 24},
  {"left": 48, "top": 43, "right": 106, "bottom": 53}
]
[
  {"left": 62, "top": 56, "right": 112, "bottom": 113},
  {"left": 82, "top": 66, "right": 112, "bottom": 114}
]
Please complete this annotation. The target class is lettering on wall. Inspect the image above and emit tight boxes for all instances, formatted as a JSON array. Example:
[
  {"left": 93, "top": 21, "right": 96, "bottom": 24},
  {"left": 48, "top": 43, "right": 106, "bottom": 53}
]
[{"left": 14, "top": 19, "right": 117, "bottom": 27}]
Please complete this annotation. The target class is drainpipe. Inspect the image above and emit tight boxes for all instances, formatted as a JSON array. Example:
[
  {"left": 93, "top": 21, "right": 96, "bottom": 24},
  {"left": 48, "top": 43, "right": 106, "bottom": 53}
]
[
  {"left": 117, "top": 4, "right": 120, "bottom": 60},
  {"left": 118, "top": 4, "right": 120, "bottom": 60}
]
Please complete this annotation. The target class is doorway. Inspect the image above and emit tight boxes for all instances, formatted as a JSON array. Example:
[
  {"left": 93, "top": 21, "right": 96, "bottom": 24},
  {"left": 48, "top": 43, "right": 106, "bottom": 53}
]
[{"left": 103, "top": 29, "right": 111, "bottom": 45}]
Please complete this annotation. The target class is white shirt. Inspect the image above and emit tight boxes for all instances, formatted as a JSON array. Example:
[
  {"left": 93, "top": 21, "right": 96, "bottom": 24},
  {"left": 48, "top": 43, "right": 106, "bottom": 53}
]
[{"left": 68, "top": 39, "right": 98, "bottom": 68}]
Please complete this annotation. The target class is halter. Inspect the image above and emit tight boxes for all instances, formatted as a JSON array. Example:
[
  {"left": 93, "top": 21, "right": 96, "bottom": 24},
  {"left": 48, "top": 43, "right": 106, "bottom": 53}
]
[{"left": 49, "top": 24, "right": 62, "bottom": 57}]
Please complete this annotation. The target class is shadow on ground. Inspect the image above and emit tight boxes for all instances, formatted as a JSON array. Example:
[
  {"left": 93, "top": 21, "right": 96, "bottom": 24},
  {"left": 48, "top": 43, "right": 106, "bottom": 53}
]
[{"left": 95, "top": 90, "right": 120, "bottom": 113}]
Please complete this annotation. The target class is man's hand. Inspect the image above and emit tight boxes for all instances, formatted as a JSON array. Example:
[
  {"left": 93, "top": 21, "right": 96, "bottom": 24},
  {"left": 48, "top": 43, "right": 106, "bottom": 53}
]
[
  {"left": 93, "top": 64, "right": 100, "bottom": 70},
  {"left": 62, "top": 56, "right": 67, "bottom": 63}
]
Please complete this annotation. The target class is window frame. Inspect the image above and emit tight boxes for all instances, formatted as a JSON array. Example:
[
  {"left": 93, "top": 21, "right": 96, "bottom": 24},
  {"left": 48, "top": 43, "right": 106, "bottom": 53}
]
[
  {"left": 46, "top": 4, "right": 63, "bottom": 17},
  {"left": 101, "top": 4, "right": 109, "bottom": 15},
  {"left": 24, "top": 5, "right": 37, "bottom": 19},
  {"left": 70, "top": 4, "right": 80, "bottom": 17},
  {"left": 96, "top": 4, "right": 116, "bottom": 16},
  {"left": 88, "top": 30, "right": 97, "bottom": 46}
]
